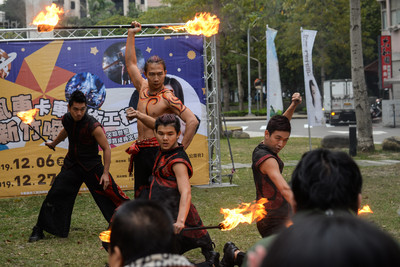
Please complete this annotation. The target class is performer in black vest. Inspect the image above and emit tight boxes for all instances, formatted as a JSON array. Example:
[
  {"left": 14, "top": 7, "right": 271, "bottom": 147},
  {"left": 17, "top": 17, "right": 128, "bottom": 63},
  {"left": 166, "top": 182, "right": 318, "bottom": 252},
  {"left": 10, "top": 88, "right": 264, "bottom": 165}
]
[
  {"left": 149, "top": 114, "right": 219, "bottom": 267},
  {"left": 28, "top": 90, "right": 129, "bottom": 242}
]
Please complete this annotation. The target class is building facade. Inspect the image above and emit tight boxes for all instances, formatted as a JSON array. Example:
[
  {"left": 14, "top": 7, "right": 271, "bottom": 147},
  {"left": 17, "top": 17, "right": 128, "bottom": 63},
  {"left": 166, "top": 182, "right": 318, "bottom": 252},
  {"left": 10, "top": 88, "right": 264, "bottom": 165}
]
[
  {"left": 377, "top": 0, "right": 400, "bottom": 126},
  {"left": 378, "top": 0, "right": 400, "bottom": 98}
]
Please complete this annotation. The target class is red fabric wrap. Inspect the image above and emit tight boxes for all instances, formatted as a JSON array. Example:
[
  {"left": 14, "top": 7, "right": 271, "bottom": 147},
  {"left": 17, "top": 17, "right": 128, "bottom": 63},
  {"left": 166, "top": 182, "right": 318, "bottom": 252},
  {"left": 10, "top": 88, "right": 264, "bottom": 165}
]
[{"left": 125, "top": 137, "right": 159, "bottom": 175}]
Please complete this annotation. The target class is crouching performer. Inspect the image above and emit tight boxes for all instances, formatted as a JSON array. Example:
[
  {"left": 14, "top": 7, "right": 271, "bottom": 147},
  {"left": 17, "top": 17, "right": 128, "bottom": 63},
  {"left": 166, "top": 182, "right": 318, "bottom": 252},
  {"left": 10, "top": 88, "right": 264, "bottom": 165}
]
[
  {"left": 28, "top": 90, "right": 129, "bottom": 242},
  {"left": 149, "top": 114, "right": 219, "bottom": 267}
]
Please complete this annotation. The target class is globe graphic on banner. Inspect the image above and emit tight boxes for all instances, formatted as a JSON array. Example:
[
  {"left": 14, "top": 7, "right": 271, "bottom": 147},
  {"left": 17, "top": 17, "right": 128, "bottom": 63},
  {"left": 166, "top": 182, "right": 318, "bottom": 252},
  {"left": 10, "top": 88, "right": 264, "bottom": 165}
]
[
  {"left": 65, "top": 72, "right": 106, "bottom": 109},
  {"left": 0, "top": 49, "right": 17, "bottom": 79}
]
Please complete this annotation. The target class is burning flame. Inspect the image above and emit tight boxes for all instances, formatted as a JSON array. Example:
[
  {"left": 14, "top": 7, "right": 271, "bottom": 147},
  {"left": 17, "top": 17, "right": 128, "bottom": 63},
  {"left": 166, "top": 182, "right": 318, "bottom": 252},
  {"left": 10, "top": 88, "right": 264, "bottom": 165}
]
[
  {"left": 32, "top": 4, "right": 64, "bottom": 32},
  {"left": 17, "top": 109, "right": 39, "bottom": 124},
  {"left": 219, "top": 198, "right": 268, "bottom": 231},
  {"left": 99, "top": 230, "right": 111, "bottom": 243},
  {"left": 358, "top": 205, "right": 374, "bottom": 215},
  {"left": 164, "top": 12, "right": 220, "bottom": 37}
]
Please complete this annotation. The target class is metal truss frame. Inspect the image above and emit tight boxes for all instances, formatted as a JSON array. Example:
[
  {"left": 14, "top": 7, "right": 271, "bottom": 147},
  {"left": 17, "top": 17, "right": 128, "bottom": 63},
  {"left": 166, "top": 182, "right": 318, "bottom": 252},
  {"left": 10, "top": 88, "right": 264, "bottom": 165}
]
[{"left": 0, "top": 25, "right": 221, "bottom": 185}]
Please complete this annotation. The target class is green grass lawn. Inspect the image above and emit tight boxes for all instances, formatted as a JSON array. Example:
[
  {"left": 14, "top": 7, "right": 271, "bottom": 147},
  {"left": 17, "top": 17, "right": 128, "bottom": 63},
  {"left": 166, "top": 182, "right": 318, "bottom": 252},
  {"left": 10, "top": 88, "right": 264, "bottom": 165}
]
[{"left": 1, "top": 137, "right": 399, "bottom": 266}]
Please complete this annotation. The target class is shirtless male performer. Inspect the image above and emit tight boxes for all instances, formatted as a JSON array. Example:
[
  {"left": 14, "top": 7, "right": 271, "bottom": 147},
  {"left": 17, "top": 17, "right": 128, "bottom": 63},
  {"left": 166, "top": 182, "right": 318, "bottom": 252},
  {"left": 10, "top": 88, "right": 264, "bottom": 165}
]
[{"left": 125, "top": 21, "right": 199, "bottom": 199}]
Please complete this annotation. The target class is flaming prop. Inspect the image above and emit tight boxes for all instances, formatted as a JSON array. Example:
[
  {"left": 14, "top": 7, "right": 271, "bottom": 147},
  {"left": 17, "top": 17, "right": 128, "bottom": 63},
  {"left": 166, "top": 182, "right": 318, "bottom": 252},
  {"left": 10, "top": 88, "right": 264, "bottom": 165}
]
[
  {"left": 32, "top": 3, "right": 64, "bottom": 32},
  {"left": 183, "top": 198, "right": 269, "bottom": 232},
  {"left": 17, "top": 109, "right": 55, "bottom": 151},
  {"left": 32, "top": 5, "right": 219, "bottom": 37},
  {"left": 99, "top": 198, "right": 268, "bottom": 243},
  {"left": 358, "top": 205, "right": 373, "bottom": 215},
  {"left": 99, "top": 230, "right": 111, "bottom": 243},
  {"left": 164, "top": 12, "right": 220, "bottom": 37}
]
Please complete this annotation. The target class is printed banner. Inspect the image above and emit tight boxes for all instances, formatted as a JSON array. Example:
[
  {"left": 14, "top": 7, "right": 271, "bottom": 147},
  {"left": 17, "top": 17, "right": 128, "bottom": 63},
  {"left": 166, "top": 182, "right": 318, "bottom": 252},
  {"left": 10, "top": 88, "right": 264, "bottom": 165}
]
[
  {"left": 301, "top": 29, "right": 324, "bottom": 126},
  {"left": 380, "top": 35, "right": 392, "bottom": 89},
  {"left": 0, "top": 36, "right": 209, "bottom": 198},
  {"left": 266, "top": 26, "right": 283, "bottom": 122}
]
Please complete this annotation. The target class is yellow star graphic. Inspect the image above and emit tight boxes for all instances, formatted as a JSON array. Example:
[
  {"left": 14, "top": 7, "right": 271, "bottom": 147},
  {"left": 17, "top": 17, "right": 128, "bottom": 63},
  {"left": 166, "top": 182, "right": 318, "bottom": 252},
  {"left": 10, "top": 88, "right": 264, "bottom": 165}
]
[
  {"left": 90, "top": 47, "right": 99, "bottom": 55},
  {"left": 146, "top": 47, "right": 152, "bottom": 53},
  {"left": 202, "top": 87, "right": 206, "bottom": 95}
]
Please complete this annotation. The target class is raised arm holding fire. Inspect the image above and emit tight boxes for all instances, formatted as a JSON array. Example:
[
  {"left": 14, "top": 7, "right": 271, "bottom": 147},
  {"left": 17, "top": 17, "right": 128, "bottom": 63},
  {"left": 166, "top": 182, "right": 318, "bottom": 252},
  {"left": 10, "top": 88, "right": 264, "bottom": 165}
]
[{"left": 124, "top": 21, "right": 199, "bottom": 199}]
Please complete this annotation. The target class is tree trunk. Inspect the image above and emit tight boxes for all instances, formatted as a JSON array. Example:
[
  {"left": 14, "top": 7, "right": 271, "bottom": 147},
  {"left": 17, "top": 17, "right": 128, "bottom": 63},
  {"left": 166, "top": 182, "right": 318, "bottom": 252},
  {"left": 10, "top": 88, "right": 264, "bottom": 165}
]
[
  {"left": 258, "top": 61, "right": 263, "bottom": 109},
  {"left": 237, "top": 63, "right": 244, "bottom": 111},
  {"left": 222, "top": 72, "right": 230, "bottom": 112},
  {"left": 349, "top": 0, "right": 374, "bottom": 152}
]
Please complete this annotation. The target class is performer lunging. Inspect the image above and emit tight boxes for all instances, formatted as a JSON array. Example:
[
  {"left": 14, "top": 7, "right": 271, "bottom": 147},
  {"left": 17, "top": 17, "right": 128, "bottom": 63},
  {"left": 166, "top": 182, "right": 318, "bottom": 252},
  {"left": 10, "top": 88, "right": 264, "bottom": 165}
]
[
  {"left": 149, "top": 114, "right": 219, "bottom": 266},
  {"left": 125, "top": 21, "right": 199, "bottom": 199},
  {"left": 28, "top": 90, "right": 129, "bottom": 242}
]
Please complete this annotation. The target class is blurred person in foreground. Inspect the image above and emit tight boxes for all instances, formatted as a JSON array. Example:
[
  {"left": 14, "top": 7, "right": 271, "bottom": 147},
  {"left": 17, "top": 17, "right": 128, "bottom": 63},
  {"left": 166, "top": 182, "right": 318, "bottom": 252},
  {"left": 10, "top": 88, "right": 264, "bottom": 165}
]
[
  {"left": 108, "top": 199, "right": 193, "bottom": 267},
  {"left": 257, "top": 213, "right": 400, "bottom": 267}
]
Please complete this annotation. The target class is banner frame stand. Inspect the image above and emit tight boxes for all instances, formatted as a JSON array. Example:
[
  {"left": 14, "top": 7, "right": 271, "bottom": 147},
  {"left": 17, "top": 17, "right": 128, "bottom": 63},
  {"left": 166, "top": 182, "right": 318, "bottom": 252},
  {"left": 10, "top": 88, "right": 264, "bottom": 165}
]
[{"left": 0, "top": 26, "right": 224, "bottom": 194}]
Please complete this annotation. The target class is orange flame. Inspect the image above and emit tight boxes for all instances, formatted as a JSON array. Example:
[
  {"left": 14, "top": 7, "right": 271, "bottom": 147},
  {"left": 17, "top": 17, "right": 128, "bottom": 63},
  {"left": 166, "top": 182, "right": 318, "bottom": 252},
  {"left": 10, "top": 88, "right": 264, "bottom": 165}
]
[
  {"left": 99, "top": 230, "right": 111, "bottom": 243},
  {"left": 358, "top": 205, "right": 374, "bottom": 215},
  {"left": 219, "top": 198, "right": 268, "bottom": 231},
  {"left": 32, "top": 4, "right": 64, "bottom": 32},
  {"left": 164, "top": 12, "right": 220, "bottom": 37},
  {"left": 17, "top": 109, "right": 39, "bottom": 125}
]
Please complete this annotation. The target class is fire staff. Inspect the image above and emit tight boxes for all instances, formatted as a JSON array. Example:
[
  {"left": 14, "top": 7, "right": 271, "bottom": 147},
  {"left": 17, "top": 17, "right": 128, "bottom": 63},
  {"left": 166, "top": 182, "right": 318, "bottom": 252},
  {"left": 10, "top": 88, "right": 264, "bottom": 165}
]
[
  {"left": 28, "top": 90, "right": 129, "bottom": 242},
  {"left": 149, "top": 114, "right": 219, "bottom": 266},
  {"left": 124, "top": 21, "right": 199, "bottom": 199}
]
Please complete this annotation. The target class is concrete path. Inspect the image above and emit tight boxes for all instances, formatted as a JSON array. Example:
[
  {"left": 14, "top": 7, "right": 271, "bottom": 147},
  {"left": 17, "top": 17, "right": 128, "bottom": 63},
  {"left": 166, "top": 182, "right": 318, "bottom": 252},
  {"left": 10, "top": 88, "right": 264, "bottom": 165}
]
[{"left": 221, "top": 159, "right": 400, "bottom": 170}]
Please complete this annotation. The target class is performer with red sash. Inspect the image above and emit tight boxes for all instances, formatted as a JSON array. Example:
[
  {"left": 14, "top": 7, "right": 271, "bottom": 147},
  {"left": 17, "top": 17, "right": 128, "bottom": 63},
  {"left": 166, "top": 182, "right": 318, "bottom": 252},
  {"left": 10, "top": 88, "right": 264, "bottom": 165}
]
[{"left": 125, "top": 21, "right": 199, "bottom": 199}]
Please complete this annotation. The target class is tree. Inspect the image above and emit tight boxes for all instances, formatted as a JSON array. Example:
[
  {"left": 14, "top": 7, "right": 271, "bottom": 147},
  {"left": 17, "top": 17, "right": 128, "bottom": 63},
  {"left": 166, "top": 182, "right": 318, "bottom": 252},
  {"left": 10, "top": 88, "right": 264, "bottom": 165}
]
[
  {"left": 0, "top": 0, "right": 26, "bottom": 28},
  {"left": 350, "top": 0, "right": 374, "bottom": 152}
]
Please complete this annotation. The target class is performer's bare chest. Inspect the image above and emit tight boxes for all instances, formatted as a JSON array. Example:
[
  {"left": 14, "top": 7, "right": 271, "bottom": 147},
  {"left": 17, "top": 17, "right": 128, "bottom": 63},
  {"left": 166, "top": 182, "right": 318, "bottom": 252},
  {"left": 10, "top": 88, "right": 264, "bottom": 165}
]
[{"left": 137, "top": 95, "right": 170, "bottom": 118}]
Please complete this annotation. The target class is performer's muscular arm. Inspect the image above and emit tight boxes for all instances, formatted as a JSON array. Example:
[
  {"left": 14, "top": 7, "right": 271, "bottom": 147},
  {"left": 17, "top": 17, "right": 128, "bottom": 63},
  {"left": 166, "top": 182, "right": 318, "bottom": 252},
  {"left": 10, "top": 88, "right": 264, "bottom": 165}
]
[
  {"left": 92, "top": 126, "right": 111, "bottom": 190},
  {"left": 126, "top": 21, "right": 145, "bottom": 92},
  {"left": 45, "top": 128, "right": 67, "bottom": 150},
  {"left": 126, "top": 107, "right": 156, "bottom": 129},
  {"left": 283, "top": 92, "right": 302, "bottom": 121},
  {"left": 163, "top": 91, "right": 199, "bottom": 149},
  {"left": 179, "top": 109, "right": 199, "bottom": 149},
  {"left": 259, "top": 158, "right": 296, "bottom": 213},
  {"left": 173, "top": 163, "right": 192, "bottom": 234}
]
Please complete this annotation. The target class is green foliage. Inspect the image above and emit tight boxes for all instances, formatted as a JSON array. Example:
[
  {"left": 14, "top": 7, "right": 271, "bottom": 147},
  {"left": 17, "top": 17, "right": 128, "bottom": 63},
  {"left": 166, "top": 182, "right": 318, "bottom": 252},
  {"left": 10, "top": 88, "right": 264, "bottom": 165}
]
[
  {"left": 1, "top": 138, "right": 398, "bottom": 266},
  {"left": 0, "top": 0, "right": 26, "bottom": 27},
  {"left": 53, "top": 0, "right": 381, "bottom": 111}
]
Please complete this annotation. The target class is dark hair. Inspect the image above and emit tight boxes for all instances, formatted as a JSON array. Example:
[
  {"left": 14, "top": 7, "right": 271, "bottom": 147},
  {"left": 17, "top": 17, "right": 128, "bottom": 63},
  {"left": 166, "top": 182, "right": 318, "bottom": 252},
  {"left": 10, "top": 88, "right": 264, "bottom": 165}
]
[
  {"left": 144, "top": 55, "right": 166, "bottom": 73},
  {"left": 109, "top": 200, "right": 174, "bottom": 264},
  {"left": 266, "top": 115, "right": 291, "bottom": 135},
  {"left": 164, "top": 76, "right": 184, "bottom": 104},
  {"left": 155, "top": 114, "right": 181, "bottom": 133},
  {"left": 291, "top": 148, "right": 362, "bottom": 214},
  {"left": 262, "top": 213, "right": 400, "bottom": 267},
  {"left": 68, "top": 90, "right": 87, "bottom": 107}
]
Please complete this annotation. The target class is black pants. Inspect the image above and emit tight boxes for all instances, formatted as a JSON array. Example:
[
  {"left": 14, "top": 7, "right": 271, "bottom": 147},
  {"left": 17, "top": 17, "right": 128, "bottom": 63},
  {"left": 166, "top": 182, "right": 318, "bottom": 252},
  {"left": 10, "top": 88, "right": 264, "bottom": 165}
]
[
  {"left": 133, "top": 146, "right": 159, "bottom": 199},
  {"left": 36, "top": 164, "right": 129, "bottom": 237}
]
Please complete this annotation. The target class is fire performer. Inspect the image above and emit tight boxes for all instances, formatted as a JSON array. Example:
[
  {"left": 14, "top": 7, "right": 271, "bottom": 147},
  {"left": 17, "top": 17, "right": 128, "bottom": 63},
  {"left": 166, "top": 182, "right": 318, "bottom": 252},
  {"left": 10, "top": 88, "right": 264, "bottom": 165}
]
[
  {"left": 224, "top": 148, "right": 365, "bottom": 267},
  {"left": 252, "top": 92, "right": 302, "bottom": 238},
  {"left": 28, "top": 90, "right": 129, "bottom": 242},
  {"left": 125, "top": 21, "right": 199, "bottom": 199},
  {"left": 149, "top": 114, "right": 219, "bottom": 266}
]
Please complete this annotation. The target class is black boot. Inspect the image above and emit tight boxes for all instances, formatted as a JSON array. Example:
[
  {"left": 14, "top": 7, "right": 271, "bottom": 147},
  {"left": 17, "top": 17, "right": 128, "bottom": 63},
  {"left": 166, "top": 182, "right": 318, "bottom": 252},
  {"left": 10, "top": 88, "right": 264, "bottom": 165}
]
[
  {"left": 204, "top": 250, "right": 220, "bottom": 267},
  {"left": 220, "top": 242, "right": 240, "bottom": 267},
  {"left": 28, "top": 225, "right": 44, "bottom": 242}
]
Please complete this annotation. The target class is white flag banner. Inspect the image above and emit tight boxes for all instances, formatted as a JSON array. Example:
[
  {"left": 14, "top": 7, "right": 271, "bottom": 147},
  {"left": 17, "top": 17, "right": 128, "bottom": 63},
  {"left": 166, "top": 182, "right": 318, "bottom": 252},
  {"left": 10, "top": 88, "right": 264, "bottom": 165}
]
[
  {"left": 266, "top": 26, "right": 283, "bottom": 122},
  {"left": 301, "top": 29, "right": 324, "bottom": 126}
]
